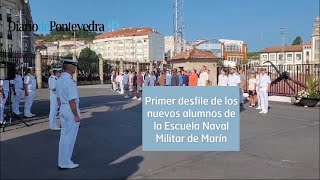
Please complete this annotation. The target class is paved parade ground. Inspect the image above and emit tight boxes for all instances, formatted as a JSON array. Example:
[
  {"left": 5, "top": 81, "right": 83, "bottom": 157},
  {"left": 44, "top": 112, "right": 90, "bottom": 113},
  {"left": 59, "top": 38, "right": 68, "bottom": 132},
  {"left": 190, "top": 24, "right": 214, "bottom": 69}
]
[{"left": 0, "top": 85, "right": 319, "bottom": 179}]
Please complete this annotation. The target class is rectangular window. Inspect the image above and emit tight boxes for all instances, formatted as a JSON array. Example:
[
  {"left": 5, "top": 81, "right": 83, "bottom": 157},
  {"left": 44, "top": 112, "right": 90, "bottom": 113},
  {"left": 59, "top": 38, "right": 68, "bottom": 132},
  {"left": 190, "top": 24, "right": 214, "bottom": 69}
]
[
  {"left": 270, "top": 54, "right": 275, "bottom": 61},
  {"left": 315, "top": 40, "right": 320, "bottom": 50},
  {"left": 7, "top": 30, "right": 12, "bottom": 39},
  {"left": 7, "top": 9, "right": 11, "bottom": 22},
  {"left": 296, "top": 54, "right": 302, "bottom": 61},
  {"left": 0, "top": 4, "right": 2, "bottom": 21},
  {"left": 287, "top": 54, "right": 293, "bottom": 61},
  {"left": 279, "top": 54, "right": 283, "bottom": 60}
]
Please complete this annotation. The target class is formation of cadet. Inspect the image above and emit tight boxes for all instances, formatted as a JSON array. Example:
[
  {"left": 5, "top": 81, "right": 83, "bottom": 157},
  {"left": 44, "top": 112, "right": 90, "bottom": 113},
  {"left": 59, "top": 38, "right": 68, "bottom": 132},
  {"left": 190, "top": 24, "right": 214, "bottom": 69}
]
[
  {"left": 56, "top": 59, "right": 81, "bottom": 169},
  {"left": 0, "top": 67, "right": 37, "bottom": 125}
]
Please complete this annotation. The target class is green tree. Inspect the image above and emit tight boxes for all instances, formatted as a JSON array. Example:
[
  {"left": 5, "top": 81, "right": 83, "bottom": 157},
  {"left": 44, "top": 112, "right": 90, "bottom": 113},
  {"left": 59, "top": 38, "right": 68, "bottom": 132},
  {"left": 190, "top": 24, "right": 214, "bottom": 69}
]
[
  {"left": 248, "top": 52, "right": 260, "bottom": 59},
  {"left": 78, "top": 47, "right": 99, "bottom": 72},
  {"left": 242, "top": 58, "right": 249, "bottom": 64},
  {"left": 292, "top": 36, "right": 303, "bottom": 45}
]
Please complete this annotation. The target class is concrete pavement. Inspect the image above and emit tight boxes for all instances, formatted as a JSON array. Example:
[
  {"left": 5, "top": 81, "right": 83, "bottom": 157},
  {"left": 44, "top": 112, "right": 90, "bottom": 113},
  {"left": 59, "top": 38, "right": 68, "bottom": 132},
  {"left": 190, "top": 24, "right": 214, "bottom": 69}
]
[{"left": 0, "top": 87, "right": 319, "bottom": 179}]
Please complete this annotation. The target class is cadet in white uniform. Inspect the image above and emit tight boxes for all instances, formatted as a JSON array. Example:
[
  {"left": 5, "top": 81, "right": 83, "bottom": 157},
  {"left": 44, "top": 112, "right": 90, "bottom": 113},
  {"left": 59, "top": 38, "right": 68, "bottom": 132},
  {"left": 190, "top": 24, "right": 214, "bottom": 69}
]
[
  {"left": 24, "top": 68, "right": 36, "bottom": 117},
  {"left": 49, "top": 67, "right": 62, "bottom": 130},
  {"left": 0, "top": 80, "right": 10, "bottom": 121},
  {"left": 228, "top": 66, "right": 241, "bottom": 107},
  {"left": 259, "top": 67, "right": 271, "bottom": 114},
  {"left": 228, "top": 66, "right": 241, "bottom": 87},
  {"left": 57, "top": 59, "right": 80, "bottom": 169},
  {"left": 12, "top": 68, "right": 24, "bottom": 115},
  {"left": 255, "top": 69, "right": 262, "bottom": 109}
]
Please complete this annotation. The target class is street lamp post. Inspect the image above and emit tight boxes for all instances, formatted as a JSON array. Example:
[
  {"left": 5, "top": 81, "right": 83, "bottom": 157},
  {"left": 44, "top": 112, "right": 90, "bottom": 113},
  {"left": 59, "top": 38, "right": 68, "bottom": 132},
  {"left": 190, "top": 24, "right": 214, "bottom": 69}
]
[{"left": 280, "top": 27, "right": 287, "bottom": 65}]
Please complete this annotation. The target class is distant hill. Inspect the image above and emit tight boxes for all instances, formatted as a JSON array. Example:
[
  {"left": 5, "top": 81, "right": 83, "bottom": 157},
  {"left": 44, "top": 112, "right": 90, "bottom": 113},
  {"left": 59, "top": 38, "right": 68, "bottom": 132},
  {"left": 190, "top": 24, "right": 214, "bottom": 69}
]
[
  {"left": 248, "top": 52, "right": 260, "bottom": 60},
  {"left": 34, "top": 29, "right": 102, "bottom": 42}
]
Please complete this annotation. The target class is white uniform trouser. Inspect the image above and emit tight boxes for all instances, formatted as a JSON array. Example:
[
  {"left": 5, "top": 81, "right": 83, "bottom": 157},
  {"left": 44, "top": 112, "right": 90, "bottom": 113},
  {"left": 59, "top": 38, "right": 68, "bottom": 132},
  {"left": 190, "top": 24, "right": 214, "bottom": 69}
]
[
  {"left": 0, "top": 97, "right": 4, "bottom": 122},
  {"left": 112, "top": 82, "right": 117, "bottom": 90},
  {"left": 12, "top": 89, "right": 23, "bottom": 113},
  {"left": 24, "top": 91, "right": 35, "bottom": 115},
  {"left": 58, "top": 105, "right": 80, "bottom": 166},
  {"left": 120, "top": 84, "right": 124, "bottom": 94},
  {"left": 240, "top": 89, "right": 244, "bottom": 104},
  {"left": 0, "top": 91, "right": 9, "bottom": 122},
  {"left": 49, "top": 93, "right": 59, "bottom": 129},
  {"left": 259, "top": 87, "right": 268, "bottom": 112},
  {"left": 256, "top": 89, "right": 261, "bottom": 107}
]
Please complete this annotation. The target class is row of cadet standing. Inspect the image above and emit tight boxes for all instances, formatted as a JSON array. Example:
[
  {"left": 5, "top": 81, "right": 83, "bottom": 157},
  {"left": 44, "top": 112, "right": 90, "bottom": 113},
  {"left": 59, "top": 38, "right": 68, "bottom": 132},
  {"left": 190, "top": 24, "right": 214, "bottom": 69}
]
[
  {"left": 0, "top": 67, "right": 37, "bottom": 125},
  {"left": 218, "top": 66, "right": 271, "bottom": 114}
]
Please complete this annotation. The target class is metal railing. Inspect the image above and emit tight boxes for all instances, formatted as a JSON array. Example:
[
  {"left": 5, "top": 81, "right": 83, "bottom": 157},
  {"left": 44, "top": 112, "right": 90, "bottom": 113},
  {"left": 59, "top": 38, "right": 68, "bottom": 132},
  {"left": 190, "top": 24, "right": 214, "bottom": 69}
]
[
  {"left": 0, "top": 49, "right": 35, "bottom": 70},
  {"left": 218, "top": 64, "right": 320, "bottom": 96}
]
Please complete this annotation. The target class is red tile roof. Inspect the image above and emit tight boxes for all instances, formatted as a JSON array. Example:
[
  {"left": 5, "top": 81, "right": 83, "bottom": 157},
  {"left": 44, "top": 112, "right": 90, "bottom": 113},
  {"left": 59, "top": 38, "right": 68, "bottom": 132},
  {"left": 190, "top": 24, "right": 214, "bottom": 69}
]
[
  {"left": 260, "top": 45, "right": 303, "bottom": 53},
  {"left": 95, "top": 27, "right": 157, "bottom": 39},
  {"left": 172, "top": 48, "right": 218, "bottom": 60},
  {"left": 303, "top": 41, "right": 312, "bottom": 46}
]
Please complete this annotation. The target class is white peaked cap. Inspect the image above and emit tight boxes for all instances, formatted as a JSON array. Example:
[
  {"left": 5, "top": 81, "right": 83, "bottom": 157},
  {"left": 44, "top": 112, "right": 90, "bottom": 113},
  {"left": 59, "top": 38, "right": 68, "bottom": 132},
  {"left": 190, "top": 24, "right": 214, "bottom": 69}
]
[{"left": 62, "top": 59, "right": 78, "bottom": 66}]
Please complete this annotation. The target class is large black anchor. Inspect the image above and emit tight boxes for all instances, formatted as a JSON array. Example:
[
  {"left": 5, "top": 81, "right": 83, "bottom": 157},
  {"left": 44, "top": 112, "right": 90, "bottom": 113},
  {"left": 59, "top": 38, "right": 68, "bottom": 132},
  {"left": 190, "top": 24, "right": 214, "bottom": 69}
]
[{"left": 263, "top": 61, "right": 307, "bottom": 94}]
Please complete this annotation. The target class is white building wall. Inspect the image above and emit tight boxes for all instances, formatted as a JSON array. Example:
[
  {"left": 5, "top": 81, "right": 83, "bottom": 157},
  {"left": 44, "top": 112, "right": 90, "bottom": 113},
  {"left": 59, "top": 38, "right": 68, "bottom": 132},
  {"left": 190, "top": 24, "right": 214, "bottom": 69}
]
[
  {"left": 294, "top": 52, "right": 303, "bottom": 64},
  {"left": 312, "top": 36, "right": 320, "bottom": 62},
  {"left": 92, "top": 34, "right": 162, "bottom": 62},
  {"left": 58, "top": 40, "right": 85, "bottom": 47},
  {"left": 260, "top": 51, "right": 303, "bottom": 65},
  {"left": 303, "top": 46, "right": 312, "bottom": 63},
  {"left": 268, "top": 53, "right": 277, "bottom": 64},
  {"left": 286, "top": 52, "right": 294, "bottom": 64},
  {"left": 0, "top": 0, "right": 23, "bottom": 51},
  {"left": 260, "top": 53, "right": 268, "bottom": 64},
  {"left": 149, "top": 32, "right": 164, "bottom": 62},
  {"left": 164, "top": 36, "right": 174, "bottom": 59}
]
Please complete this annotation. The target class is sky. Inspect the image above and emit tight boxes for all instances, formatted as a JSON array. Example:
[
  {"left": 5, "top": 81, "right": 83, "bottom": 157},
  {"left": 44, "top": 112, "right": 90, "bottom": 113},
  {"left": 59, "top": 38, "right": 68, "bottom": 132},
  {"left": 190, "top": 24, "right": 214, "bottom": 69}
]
[{"left": 30, "top": 0, "right": 319, "bottom": 52}]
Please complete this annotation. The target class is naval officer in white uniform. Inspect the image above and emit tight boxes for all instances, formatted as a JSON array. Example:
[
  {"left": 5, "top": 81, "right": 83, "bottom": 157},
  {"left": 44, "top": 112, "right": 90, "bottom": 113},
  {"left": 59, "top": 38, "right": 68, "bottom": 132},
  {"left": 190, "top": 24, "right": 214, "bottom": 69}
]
[
  {"left": 49, "top": 67, "right": 62, "bottom": 130},
  {"left": 24, "top": 68, "right": 36, "bottom": 117},
  {"left": 57, "top": 59, "right": 80, "bottom": 169},
  {"left": 0, "top": 79, "right": 9, "bottom": 123},
  {"left": 259, "top": 67, "right": 271, "bottom": 114},
  {"left": 12, "top": 68, "right": 24, "bottom": 115}
]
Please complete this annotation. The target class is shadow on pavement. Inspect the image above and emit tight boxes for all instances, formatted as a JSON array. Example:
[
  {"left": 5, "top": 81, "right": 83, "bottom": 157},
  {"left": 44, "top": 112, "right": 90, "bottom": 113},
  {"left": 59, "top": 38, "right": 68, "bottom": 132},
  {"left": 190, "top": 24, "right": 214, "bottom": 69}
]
[
  {"left": 3, "top": 94, "right": 133, "bottom": 132},
  {"left": 1, "top": 95, "right": 143, "bottom": 179}
]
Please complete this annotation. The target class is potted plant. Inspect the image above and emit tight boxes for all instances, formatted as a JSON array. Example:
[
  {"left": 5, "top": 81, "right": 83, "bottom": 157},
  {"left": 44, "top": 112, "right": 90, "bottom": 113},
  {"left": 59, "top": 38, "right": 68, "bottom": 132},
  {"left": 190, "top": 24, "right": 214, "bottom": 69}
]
[{"left": 295, "top": 76, "right": 320, "bottom": 107}]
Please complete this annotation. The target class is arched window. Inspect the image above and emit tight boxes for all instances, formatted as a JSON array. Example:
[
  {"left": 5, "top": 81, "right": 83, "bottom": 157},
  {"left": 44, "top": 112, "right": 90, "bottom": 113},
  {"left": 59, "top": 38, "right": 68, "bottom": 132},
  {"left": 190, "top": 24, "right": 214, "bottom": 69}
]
[{"left": 224, "top": 44, "right": 241, "bottom": 52}]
